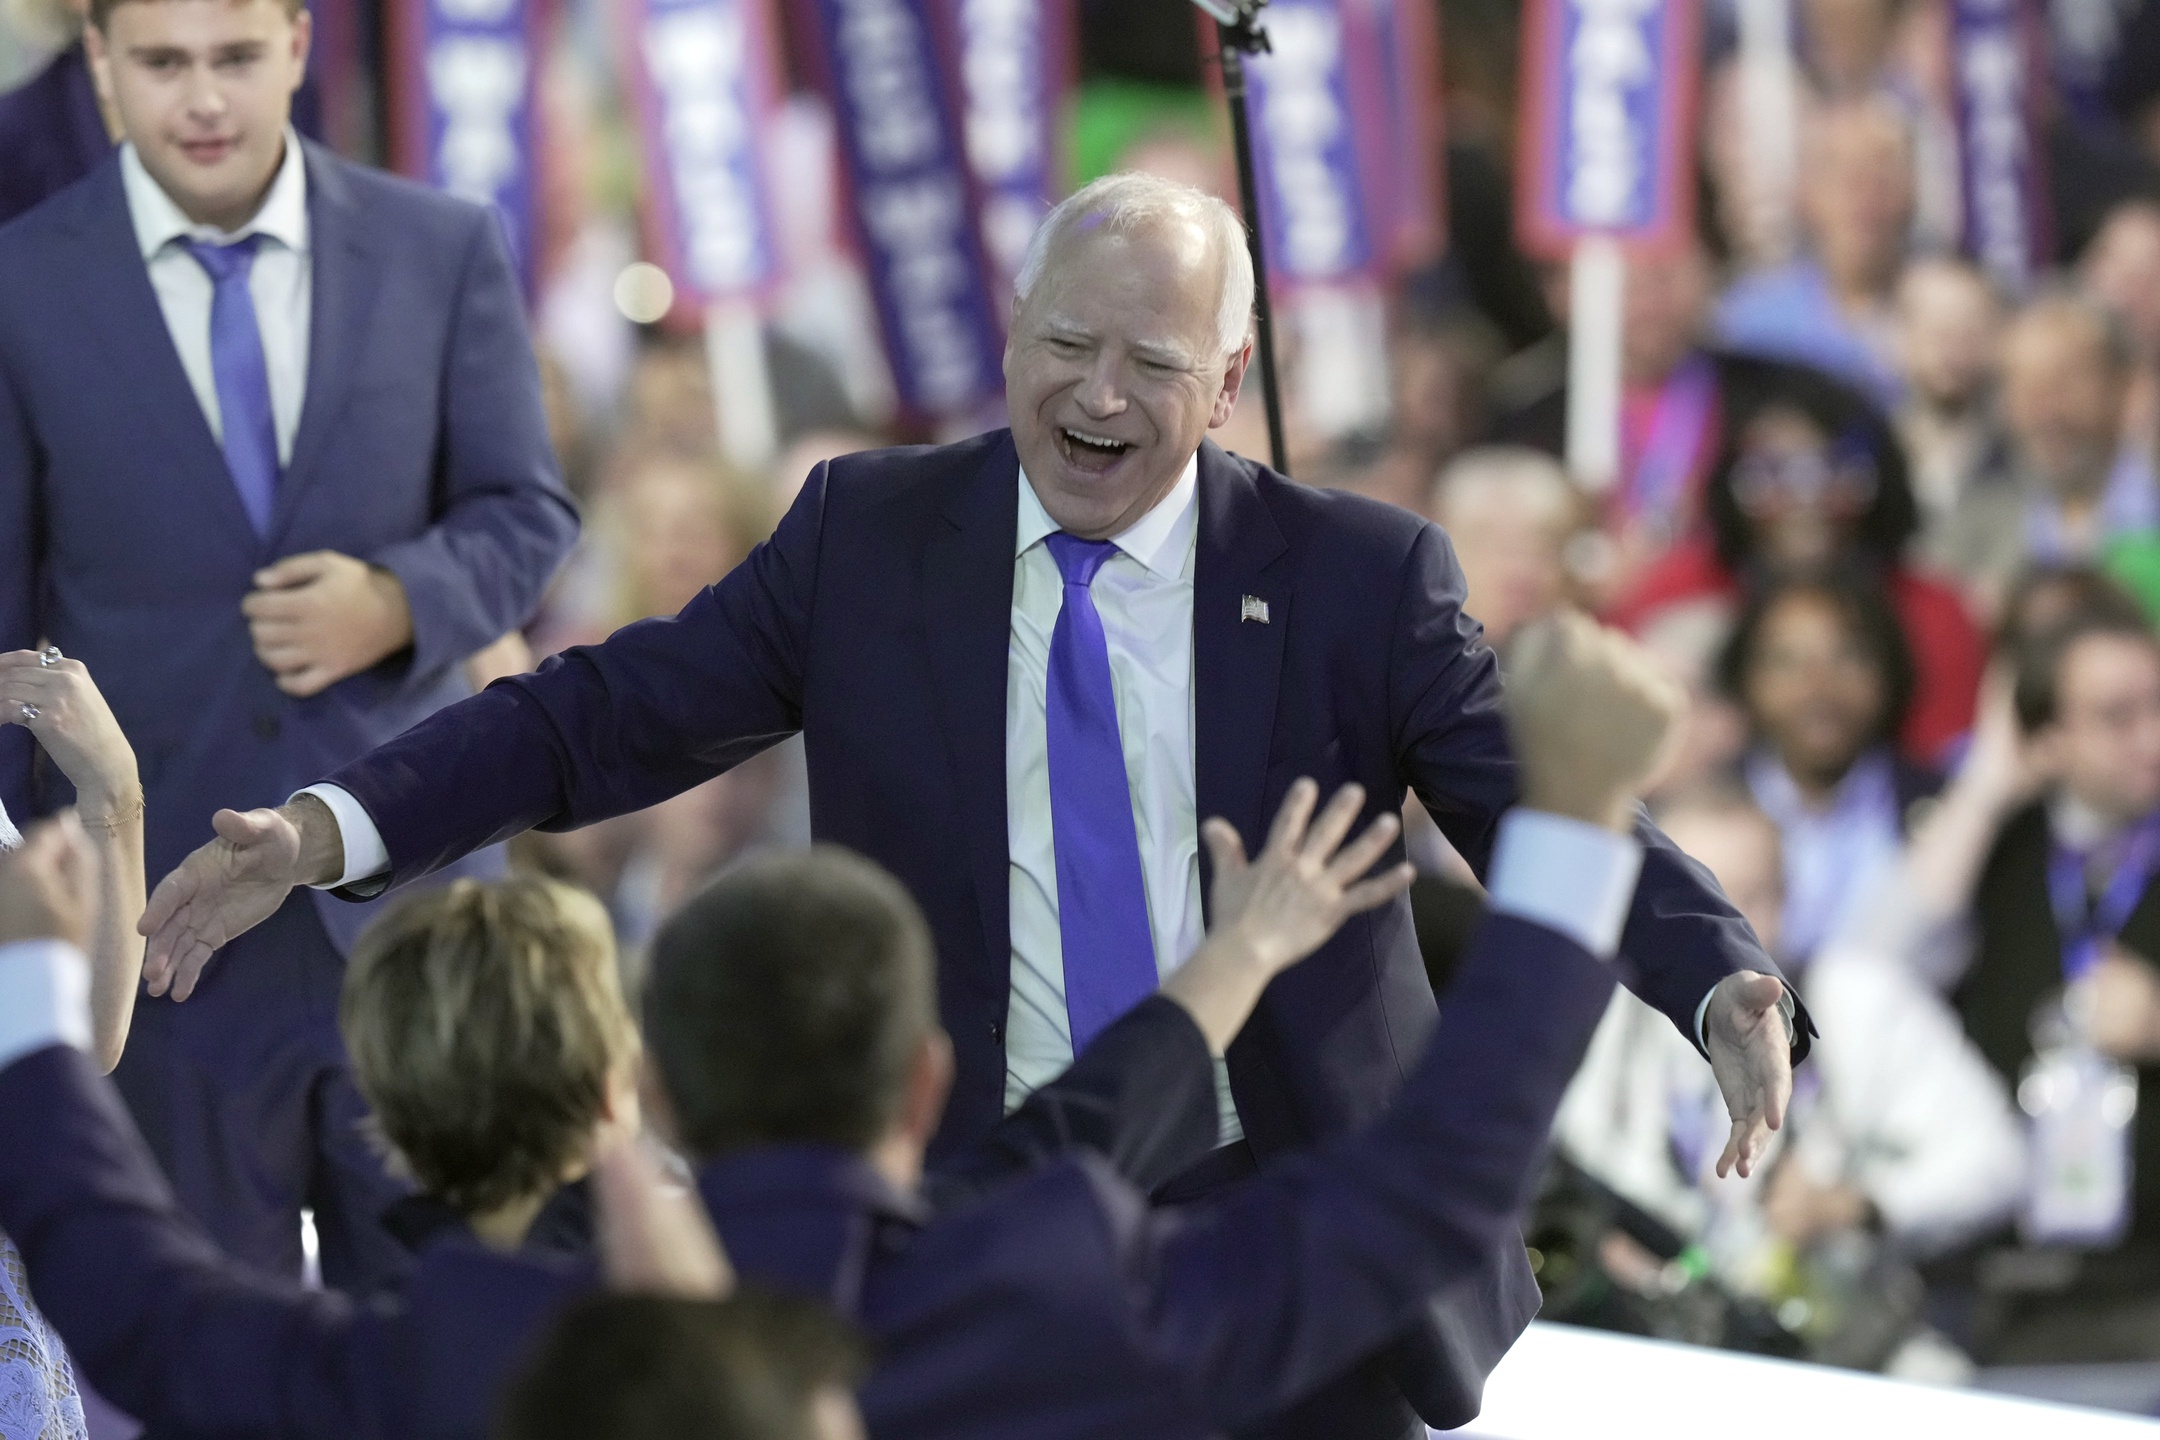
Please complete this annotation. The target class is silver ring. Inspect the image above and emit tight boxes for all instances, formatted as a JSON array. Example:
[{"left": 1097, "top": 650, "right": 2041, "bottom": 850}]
[
  {"left": 36, "top": 646, "right": 59, "bottom": 668},
  {"left": 16, "top": 703, "right": 36, "bottom": 722}
]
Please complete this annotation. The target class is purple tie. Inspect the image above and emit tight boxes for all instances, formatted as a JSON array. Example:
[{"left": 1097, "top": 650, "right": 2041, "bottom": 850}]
[
  {"left": 1044, "top": 532, "right": 1158, "bottom": 1054},
  {"left": 182, "top": 235, "right": 278, "bottom": 535}
]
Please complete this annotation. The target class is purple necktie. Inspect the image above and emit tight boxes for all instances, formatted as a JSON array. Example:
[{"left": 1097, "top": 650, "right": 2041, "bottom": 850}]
[
  {"left": 1044, "top": 532, "right": 1158, "bottom": 1054},
  {"left": 182, "top": 235, "right": 278, "bottom": 535}
]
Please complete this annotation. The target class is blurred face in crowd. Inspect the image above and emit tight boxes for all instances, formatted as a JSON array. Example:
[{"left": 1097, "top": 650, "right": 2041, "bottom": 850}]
[
  {"left": 1800, "top": 0, "right": 1894, "bottom": 93},
  {"left": 1622, "top": 242, "right": 1713, "bottom": 385},
  {"left": 2043, "top": 633, "right": 2160, "bottom": 824},
  {"left": 1005, "top": 216, "right": 1252, "bottom": 540},
  {"left": 1660, "top": 804, "right": 1785, "bottom": 954},
  {"left": 614, "top": 457, "right": 749, "bottom": 621},
  {"left": 1798, "top": 100, "right": 1913, "bottom": 300},
  {"left": 2081, "top": 203, "right": 2160, "bottom": 359},
  {"left": 1730, "top": 406, "right": 1879, "bottom": 572},
  {"left": 1742, "top": 590, "right": 1887, "bottom": 793},
  {"left": 1429, "top": 458, "right": 1577, "bottom": 647},
  {"left": 1999, "top": 302, "right": 2129, "bottom": 501},
  {"left": 1896, "top": 259, "right": 2000, "bottom": 412},
  {"left": 86, "top": 0, "right": 308, "bottom": 233},
  {"left": 1641, "top": 602, "right": 1749, "bottom": 800}
]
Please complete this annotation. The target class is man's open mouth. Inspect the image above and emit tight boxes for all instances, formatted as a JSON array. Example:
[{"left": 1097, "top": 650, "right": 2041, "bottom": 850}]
[{"left": 1057, "top": 426, "right": 1134, "bottom": 474}]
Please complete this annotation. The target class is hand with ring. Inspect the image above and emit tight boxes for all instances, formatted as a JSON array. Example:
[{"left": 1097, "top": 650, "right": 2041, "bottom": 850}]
[{"left": 0, "top": 650, "right": 141, "bottom": 822}]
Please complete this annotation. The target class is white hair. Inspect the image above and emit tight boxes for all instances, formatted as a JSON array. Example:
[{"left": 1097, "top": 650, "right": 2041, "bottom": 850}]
[
  {"left": 0, "top": 795, "right": 17, "bottom": 852},
  {"left": 1014, "top": 172, "right": 1256, "bottom": 359}
]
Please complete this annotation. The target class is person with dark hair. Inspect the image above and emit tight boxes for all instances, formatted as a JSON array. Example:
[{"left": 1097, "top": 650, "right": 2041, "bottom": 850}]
[
  {"left": 571, "top": 615, "right": 1697, "bottom": 1440},
  {"left": 1719, "top": 574, "right": 1940, "bottom": 967},
  {"left": 1864, "top": 607, "right": 2160, "bottom": 1360},
  {"left": 497, "top": 1291, "right": 869, "bottom": 1440},
  {"left": 1608, "top": 365, "right": 1986, "bottom": 762}
]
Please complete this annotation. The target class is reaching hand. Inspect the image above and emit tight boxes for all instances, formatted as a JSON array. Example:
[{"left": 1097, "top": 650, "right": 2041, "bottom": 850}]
[
  {"left": 593, "top": 1136, "right": 733, "bottom": 1299},
  {"left": 1202, "top": 778, "right": 1416, "bottom": 975},
  {"left": 1705, "top": 970, "right": 1792, "bottom": 1179},
  {"left": 241, "top": 551, "right": 415, "bottom": 698},
  {"left": 0, "top": 651, "right": 140, "bottom": 817},
  {"left": 1505, "top": 612, "right": 1684, "bottom": 832},
  {"left": 139, "top": 806, "right": 311, "bottom": 1001},
  {"left": 0, "top": 815, "right": 95, "bottom": 950}
]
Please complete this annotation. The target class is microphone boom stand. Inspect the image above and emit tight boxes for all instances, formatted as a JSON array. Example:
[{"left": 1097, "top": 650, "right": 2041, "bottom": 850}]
[{"left": 1204, "top": 2, "right": 1290, "bottom": 477}]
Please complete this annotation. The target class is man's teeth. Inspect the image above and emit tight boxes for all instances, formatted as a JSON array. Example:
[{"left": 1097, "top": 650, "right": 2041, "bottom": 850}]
[{"left": 1063, "top": 428, "right": 1130, "bottom": 454}]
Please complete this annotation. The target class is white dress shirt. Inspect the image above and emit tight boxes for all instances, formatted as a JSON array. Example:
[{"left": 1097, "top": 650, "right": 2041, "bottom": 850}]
[
  {"left": 1002, "top": 456, "right": 1228, "bottom": 1135},
  {"left": 121, "top": 130, "right": 310, "bottom": 464}
]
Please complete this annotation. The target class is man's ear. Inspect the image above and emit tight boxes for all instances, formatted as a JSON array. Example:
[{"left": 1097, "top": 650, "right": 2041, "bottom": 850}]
[
  {"left": 1209, "top": 336, "right": 1254, "bottom": 429},
  {"left": 288, "top": 9, "right": 313, "bottom": 81},
  {"left": 899, "top": 1029, "right": 955, "bottom": 1150}
]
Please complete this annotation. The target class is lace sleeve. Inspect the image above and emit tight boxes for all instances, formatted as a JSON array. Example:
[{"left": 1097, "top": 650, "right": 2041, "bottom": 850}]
[{"left": 0, "top": 1232, "right": 86, "bottom": 1440}]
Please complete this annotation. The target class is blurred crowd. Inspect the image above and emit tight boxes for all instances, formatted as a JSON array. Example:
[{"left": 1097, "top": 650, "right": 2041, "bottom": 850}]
[{"left": 12, "top": 0, "right": 2160, "bottom": 1399}]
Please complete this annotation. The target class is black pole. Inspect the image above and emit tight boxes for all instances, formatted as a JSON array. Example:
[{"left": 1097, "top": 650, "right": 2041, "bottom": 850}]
[{"left": 1215, "top": 20, "right": 1289, "bottom": 478}]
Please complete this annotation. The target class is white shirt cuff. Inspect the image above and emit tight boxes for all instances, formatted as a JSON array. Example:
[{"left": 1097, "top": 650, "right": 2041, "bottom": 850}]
[
  {"left": 1486, "top": 810, "right": 1643, "bottom": 961},
  {"left": 0, "top": 940, "right": 92, "bottom": 1072},
  {"left": 1694, "top": 990, "right": 1714, "bottom": 1049},
  {"left": 293, "top": 783, "right": 390, "bottom": 889}
]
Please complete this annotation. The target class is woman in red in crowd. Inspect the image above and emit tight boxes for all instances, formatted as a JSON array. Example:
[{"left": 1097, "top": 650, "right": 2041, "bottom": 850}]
[{"left": 1607, "top": 368, "right": 1984, "bottom": 763}]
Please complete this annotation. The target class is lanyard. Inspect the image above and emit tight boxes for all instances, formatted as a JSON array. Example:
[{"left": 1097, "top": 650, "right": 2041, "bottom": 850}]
[
  {"left": 2048, "top": 815, "right": 2160, "bottom": 982},
  {"left": 1619, "top": 354, "right": 1719, "bottom": 531}
]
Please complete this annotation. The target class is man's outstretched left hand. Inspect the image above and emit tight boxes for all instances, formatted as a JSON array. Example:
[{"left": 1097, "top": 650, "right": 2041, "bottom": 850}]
[{"left": 1705, "top": 970, "right": 1791, "bottom": 1179}]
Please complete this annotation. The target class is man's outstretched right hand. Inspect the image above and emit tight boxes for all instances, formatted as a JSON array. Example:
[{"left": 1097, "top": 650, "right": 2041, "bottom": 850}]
[{"left": 138, "top": 796, "right": 343, "bottom": 1000}]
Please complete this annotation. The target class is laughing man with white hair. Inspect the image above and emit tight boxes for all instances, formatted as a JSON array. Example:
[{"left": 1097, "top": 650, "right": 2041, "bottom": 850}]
[{"left": 147, "top": 171, "right": 1807, "bottom": 1440}]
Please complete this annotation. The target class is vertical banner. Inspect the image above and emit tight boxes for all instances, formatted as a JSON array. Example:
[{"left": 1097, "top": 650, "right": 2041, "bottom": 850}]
[
  {"left": 617, "top": 0, "right": 785, "bottom": 308},
  {"left": 1239, "top": 0, "right": 1379, "bottom": 289},
  {"left": 797, "top": 0, "right": 1008, "bottom": 425},
  {"left": 1512, "top": 0, "right": 1700, "bottom": 260},
  {"left": 931, "top": 0, "right": 1076, "bottom": 298},
  {"left": 387, "top": 0, "right": 545, "bottom": 295},
  {"left": 1949, "top": 0, "right": 2054, "bottom": 293},
  {"left": 1514, "top": 0, "right": 1699, "bottom": 492},
  {"left": 1343, "top": 0, "right": 1447, "bottom": 274}
]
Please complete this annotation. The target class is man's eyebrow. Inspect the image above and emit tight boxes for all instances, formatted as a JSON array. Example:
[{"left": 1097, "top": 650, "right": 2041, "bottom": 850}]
[
  {"left": 127, "top": 44, "right": 193, "bottom": 62},
  {"left": 213, "top": 40, "right": 269, "bottom": 57},
  {"left": 1131, "top": 340, "right": 1198, "bottom": 368},
  {"left": 1037, "top": 314, "right": 1094, "bottom": 340}
]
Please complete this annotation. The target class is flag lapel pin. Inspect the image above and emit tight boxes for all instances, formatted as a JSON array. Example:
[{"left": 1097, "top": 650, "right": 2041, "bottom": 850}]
[{"left": 1240, "top": 595, "right": 1270, "bottom": 625}]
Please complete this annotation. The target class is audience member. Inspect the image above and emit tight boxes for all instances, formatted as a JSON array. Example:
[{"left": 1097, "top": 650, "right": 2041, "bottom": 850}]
[
  {"left": 1425, "top": 448, "right": 1582, "bottom": 647},
  {"left": 497, "top": 1290, "right": 868, "bottom": 1440},
  {"left": 0, "top": 0, "right": 105, "bottom": 225},
  {"left": 1892, "top": 256, "right": 2006, "bottom": 555},
  {"left": 602, "top": 619, "right": 1682, "bottom": 1439},
  {"left": 0, "top": 651, "right": 143, "bottom": 1440},
  {"left": 341, "top": 876, "right": 640, "bottom": 1260},
  {"left": 1609, "top": 368, "right": 1985, "bottom": 761},
  {"left": 1718, "top": 575, "right": 1938, "bottom": 966},
  {"left": 1872, "top": 611, "right": 2160, "bottom": 1360},
  {"left": 1555, "top": 782, "right": 2022, "bottom": 1370},
  {"left": 1939, "top": 290, "right": 2160, "bottom": 616},
  {"left": 1715, "top": 95, "right": 1916, "bottom": 410},
  {"left": 1639, "top": 601, "right": 1750, "bottom": 802},
  {"left": 0, "top": 0, "right": 580, "bottom": 1297},
  {"left": 2079, "top": 201, "right": 2160, "bottom": 468}
]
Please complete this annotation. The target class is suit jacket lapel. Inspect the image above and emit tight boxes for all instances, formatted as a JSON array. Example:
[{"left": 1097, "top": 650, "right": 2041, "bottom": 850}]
[
  {"left": 1194, "top": 440, "right": 1290, "bottom": 894},
  {"left": 66, "top": 163, "right": 258, "bottom": 543},
  {"left": 273, "top": 142, "right": 380, "bottom": 547},
  {"left": 921, "top": 432, "right": 1022, "bottom": 989}
]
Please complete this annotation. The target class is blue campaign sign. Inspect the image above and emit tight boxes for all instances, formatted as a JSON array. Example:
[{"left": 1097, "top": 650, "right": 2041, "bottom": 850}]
[
  {"left": 1949, "top": 0, "right": 2053, "bottom": 292},
  {"left": 802, "top": 0, "right": 1009, "bottom": 423},
  {"left": 1243, "top": 0, "right": 1378, "bottom": 286},
  {"left": 1513, "top": 0, "right": 1698, "bottom": 259},
  {"left": 620, "top": 0, "right": 783, "bottom": 307},
  {"left": 390, "top": 0, "right": 542, "bottom": 293}
]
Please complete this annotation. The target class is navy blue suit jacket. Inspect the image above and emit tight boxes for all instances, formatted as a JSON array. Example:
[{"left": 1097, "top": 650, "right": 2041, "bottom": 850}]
[
  {"left": 327, "top": 430, "right": 1778, "bottom": 1145},
  {"left": 0, "top": 978, "right": 1224, "bottom": 1438},
  {"left": 706, "top": 912, "right": 1617, "bottom": 1440},
  {"left": 0, "top": 43, "right": 108, "bottom": 229},
  {"left": 0, "top": 141, "right": 578, "bottom": 951}
]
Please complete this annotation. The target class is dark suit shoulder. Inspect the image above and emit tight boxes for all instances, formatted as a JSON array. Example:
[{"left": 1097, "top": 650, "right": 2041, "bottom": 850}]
[
  {"left": 1238, "top": 450, "right": 1435, "bottom": 559},
  {"left": 301, "top": 142, "right": 493, "bottom": 246},
  {"left": 816, "top": 430, "right": 1014, "bottom": 522},
  {"left": 0, "top": 152, "right": 114, "bottom": 258}
]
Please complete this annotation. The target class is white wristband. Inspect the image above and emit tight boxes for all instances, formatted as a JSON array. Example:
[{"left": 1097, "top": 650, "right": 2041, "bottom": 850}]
[
  {"left": 0, "top": 939, "right": 92, "bottom": 1072},
  {"left": 1486, "top": 810, "right": 1643, "bottom": 961}
]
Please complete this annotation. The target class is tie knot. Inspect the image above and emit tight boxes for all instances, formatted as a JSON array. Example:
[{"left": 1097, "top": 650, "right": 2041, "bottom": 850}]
[
  {"left": 182, "top": 233, "right": 263, "bottom": 285},
  {"left": 1045, "top": 532, "right": 1119, "bottom": 588}
]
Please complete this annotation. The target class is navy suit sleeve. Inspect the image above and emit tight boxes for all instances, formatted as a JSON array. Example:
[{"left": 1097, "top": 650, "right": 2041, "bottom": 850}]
[
  {"left": 0, "top": 354, "right": 40, "bottom": 821},
  {"left": 1126, "top": 914, "right": 1617, "bottom": 1429},
  {"left": 365, "top": 210, "right": 578, "bottom": 687},
  {"left": 925, "top": 996, "right": 1220, "bottom": 1209},
  {"left": 0, "top": 1046, "right": 374, "bottom": 1438},
  {"left": 325, "top": 460, "right": 826, "bottom": 891},
  {"left": 1388, "top": 523, "right": 1787, "bottom": 1051}
]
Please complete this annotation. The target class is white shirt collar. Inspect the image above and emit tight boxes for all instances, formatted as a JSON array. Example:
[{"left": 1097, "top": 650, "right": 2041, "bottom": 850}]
[
  {"left": 121, "top": 127, "right": 309, "bottom": 261},
  {"left": 1015, "top": 451, "right": 1200, "bottom": 581}
]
